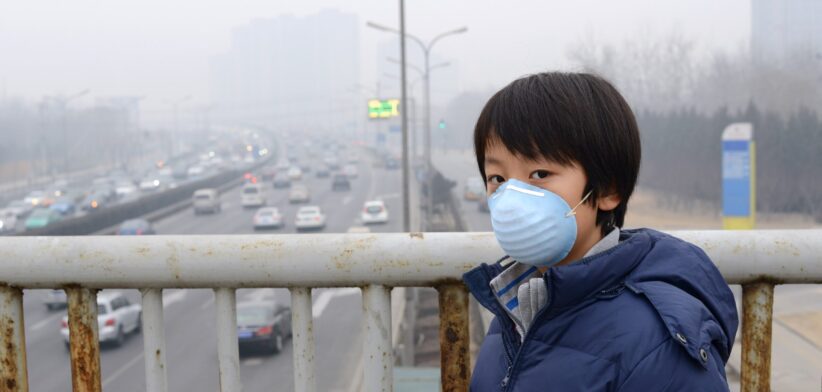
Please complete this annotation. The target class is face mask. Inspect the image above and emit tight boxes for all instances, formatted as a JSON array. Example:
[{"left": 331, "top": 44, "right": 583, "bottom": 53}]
[{"left": 488, "top": 178, "right": 592, "bottom": 267}]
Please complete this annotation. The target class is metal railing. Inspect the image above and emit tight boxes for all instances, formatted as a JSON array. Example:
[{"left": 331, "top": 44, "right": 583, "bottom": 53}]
[{"left": 0, "top": 230, "right": 820, "bottom": 392}]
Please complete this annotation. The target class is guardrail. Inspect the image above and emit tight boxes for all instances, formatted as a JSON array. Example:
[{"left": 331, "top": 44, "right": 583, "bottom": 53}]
[{"left": 0, "top": 230, "right": 819, "bottom": 391}]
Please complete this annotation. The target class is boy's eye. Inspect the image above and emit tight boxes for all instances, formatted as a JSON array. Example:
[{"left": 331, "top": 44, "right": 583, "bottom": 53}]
[
  {"left": 529, "top": 170, "right": 551, "bottom": 180},
  {"left": 487, "top": 175, "right": 504, "bottom": 185}
]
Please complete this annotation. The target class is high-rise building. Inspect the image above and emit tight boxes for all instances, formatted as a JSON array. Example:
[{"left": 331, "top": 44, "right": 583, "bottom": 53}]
[
  {"left": 211, "top": 10, "right": 360, "bottom": 132},
  {"left": 751, "top": 0, "right": 822, "bottom": 66}
]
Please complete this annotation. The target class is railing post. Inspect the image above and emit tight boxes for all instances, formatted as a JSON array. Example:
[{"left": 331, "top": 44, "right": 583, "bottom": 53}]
[
  {"left": 363, "top": 284, "right": 393, "bottom": 392},
  {"left": 290, "top": 287, "right": 316, "bottom": 392},
  {"left": 141, "top": 288, "right": 169, "bottom": 392},
  {"left": 66, "top": 286, "right": 102, "bottom": 392},
  {"left": 0, "top": 286, "right": 28, "bottom": 392},
  {"left": 741, "top": 282, "right": 774, "bottom": 392},
  {"left": 438, "top": 283, "right": 470, "bottom": 392},
  {"left": 215, "top": 288, "right": 241, "bottom": 392}
]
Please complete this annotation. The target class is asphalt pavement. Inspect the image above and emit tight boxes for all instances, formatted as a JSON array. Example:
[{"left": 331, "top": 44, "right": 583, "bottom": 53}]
[{"left": 21, "top": 152, "right": 404, "bottom": 392}]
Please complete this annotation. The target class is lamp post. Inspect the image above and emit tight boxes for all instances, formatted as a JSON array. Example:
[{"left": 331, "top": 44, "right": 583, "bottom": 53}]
[{"left": 367, "top": 21, "right": 467, "bottom": 229}]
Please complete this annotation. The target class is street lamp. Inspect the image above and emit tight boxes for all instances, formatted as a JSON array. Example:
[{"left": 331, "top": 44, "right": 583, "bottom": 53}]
[{"left": 367, "top": 21, "right": 467, "bottom": 230}]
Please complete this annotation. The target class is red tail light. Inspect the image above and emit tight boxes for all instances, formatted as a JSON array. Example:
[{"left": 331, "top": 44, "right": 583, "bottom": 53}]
[
  {"left": 256, "top": 326, "right": 273, "bottom": 336},
  {"left": 105, "top": 318, "right": 116, "bottom": 326},
  {"left": 61, "top": 320, "right": 68, "bottom": 328}
]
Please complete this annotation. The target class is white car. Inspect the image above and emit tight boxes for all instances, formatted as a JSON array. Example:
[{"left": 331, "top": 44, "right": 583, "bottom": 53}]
[
  {"left": 115, "top": 183, "right": 138, "bottom": 199},
  {"left": 253, "top": 207, "right": 284, "bottom": 230},
  {"left": 139, "top": 178, "right": 161, "bottom": 192},
  {"left": 44, "top": 289, "right": 67, "bottom": 310},
  {"left": 361, "top": 200, "right": 389, "bottom": 224},
  {"left": 343, "top": 164, "right": 358, "bottom": 179},
  {"left": 295, "top": 206, "right": 326, "bottom": 231},
  {"left": 241, "top": 183, "right": 266, "bottom": 208},
  {"left": 287, "top": 167, "right": 303, "bottom": 180},
  {"left": 60, "top": 291, "right": 141, "bottom": 347},
  {"left": 0, "top": 209, "right": 17, "bottom": 234},
  {"left": 288, "top": 185, "right": 311, "bottom": 203},
  {"left": 187, "top": 165, "right": 205, "bottom": 178},
  {"left": 193, "top": 188, "right": 221, "bottom": 214}
]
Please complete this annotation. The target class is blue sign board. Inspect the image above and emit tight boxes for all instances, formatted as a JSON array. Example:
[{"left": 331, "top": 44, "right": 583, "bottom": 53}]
[{"left": 722, "top": 140, "right": 750, "bottom": 216}]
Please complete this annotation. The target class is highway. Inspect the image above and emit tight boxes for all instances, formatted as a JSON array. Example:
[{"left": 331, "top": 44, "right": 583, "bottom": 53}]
[{"left": 21, "top": 149, "right": 403, "bottom": 391}]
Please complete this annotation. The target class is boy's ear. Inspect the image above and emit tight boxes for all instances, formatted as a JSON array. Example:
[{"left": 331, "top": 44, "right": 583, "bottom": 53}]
[{"left": 595, "top": 187, "right": 621, "bottom": 212}]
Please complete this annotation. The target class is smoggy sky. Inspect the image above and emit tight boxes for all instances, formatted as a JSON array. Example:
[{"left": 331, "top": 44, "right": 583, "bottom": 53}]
[{"left": 0, "top": 0, "right": 749, "bottom": 120}]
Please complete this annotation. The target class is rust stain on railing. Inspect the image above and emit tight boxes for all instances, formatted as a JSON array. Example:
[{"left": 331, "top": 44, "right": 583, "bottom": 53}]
[
  {"left": 66, "top": 286, "right": 102, "bottom": 392},
  {"left": 0, "top": 286, "right": 27, "bottom": 392},
  {"left": 438, "top": 283, "right": 470, "bottom": 392},
  {"left": 741, "top": 281, "right": 774, "bottom": 392}
]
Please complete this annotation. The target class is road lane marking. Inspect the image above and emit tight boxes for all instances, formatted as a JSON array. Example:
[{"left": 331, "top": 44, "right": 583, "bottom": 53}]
[
  {"left": 102, "top": 352, "right": 144, "bottom": 388},
  {"left": 312, "top": 288, "right": 360, "bottom": 318},
  {"left": 31, "top": 312, "right": 65, "bottom": 331}
]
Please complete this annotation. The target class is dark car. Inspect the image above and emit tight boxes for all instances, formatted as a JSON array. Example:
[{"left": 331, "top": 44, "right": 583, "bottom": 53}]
[
  {"left": 236, "top": 301, "right": 292, "bottom": 355},
  {"left": 331, "top": 174, "right": 350, "bottom": 191},
  {"left": 273, "top": 176, "right": 291, "bottom": 189},
  {"left": 117, "top": 219, "right": 156, "bottom": 235},
  {"left": 315, "top": 168, "right": 330, "bottom": 178},
  {"left": 49, "top": 197, "right": 77, "bottom": 216}
]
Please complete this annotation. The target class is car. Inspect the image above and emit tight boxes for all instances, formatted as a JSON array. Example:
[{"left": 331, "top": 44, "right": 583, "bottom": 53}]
[
  {"left": 0, "top": 209, "right": 17, "bottom": 234},
  {"left": 361, "top": 200, "right": 389, "bottom": 224},
  {"left": 299, "top": 163, "right": 312, "bottom": 174},
  {"left": 343, "top": 164, "right": 358, "bottom": 179},
  {"left": 315, "top": 168, "right": 330, "bottom": 178},
  {"left": 273, "top": 176, "right": 291, "bottom": 189},
  {"left": 118, "top": 219, "right": 156, "bottom": 235},
  {"left": 115, "top": 182, "right": 138, "bottom": 199},
  {"left": 331, "top": 174, "right": 350, "bottom": 191},
  {"left": 49, "top": 197, "right": 77, "bottom": 216},
  {"left": 60, "top": 291, "right": 141, "bottom": 347},
  {"left": 23, "top": 191, "right": 47, "bottom": 207},
  {"left": 236, "top": 300, "right": 292, "bottom": 354},
  {"left": 295, "top": 206, "right": 326, "bottom": 231},
  {"left": 44, "top": 290, "right": 67, "bottom": 310},
  {"left": 287, "top": 167, "right": 303, "bottom": 180},
  {"left": 187, "top": 165, "right": 205, "bottom": 178},
  {"left": 241, "top": 183, "right": 266, "bottom": 208},
  {"left": 193, "top": 188, "right": 221, "bottom": 214},
  {"left": 288, "top": 185, "right": 311, "bottom": 203},
  {"left": 81, "top": 192, "right": 109, "bottom": 212},
  {"left": 5, "top": 200, "right": 33, "bottom": 219},
  {"left": 324, "top": 156, "right": 340, "bottom": 170},
  {"left": 464, "top": 177, "right": 485, "bottom": 201},
  {"left": 260, "top": 166, "right": 278, "bottom": 181},
  {"left": 253, "top": 207, "right": 284, "bottom": 230},
  {"left": 24, "top": 208, "right": 62, "bottom": 230},
  {"left": 139, "top": 178, "right": 162, "bottom": 192}
]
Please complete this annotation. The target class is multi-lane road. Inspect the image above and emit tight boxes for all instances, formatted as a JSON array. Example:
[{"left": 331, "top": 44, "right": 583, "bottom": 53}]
[{"left": 21, "top": 151, "right": 403, "bottom": 391}]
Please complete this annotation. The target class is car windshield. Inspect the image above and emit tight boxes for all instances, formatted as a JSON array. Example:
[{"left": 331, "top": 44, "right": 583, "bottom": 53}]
[
  {"left": 243, "top": 187, "right": 258, "bottom": 194},
  {"left": 299, "top": 209, "right": 319, "bottom": 216},
  {"left": 257, "top": 211, "right": 274, "bottom": 217},
  {"left": 237, "top": 305, "right": 270, "bottom": 325},
  {"left": 194, "top": 194, "right": 212, "bottom": 200},
  {"left": 97, "top": 304, "right": 107, "bottom": 315},
  {"left": 367, "top": 206, "right": 382, "bottom": 213},
  {"left": 120, "top": 220, "right": 146, "bottom": 230}
]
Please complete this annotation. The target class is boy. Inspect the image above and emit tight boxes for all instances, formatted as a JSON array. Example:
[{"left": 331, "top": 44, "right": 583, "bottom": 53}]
[{"left": 462, "top": 72, "right": 738, "bottom": 391}]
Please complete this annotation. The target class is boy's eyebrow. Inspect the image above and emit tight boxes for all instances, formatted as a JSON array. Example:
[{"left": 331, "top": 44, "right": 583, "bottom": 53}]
[{"left": 484, "top": 156, "right": 503, "bottom": 166}]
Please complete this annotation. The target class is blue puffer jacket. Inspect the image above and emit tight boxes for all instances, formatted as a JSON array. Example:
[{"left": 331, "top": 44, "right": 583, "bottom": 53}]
[{"left": 463, "top": 228, "right": 738, "bottom": 391}]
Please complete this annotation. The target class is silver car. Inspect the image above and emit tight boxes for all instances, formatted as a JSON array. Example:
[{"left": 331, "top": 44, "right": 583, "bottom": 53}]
[{"left": 60, "top": 291, "right": 141, "bottom": 347}]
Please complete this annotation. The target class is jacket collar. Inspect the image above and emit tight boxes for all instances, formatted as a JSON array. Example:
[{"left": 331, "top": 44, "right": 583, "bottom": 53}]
[{"left": 464, "top": 229, "right": 653, "bottom": 315}]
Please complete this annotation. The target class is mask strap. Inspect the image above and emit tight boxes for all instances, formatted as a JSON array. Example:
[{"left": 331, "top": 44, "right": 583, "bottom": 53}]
[{"left": 565, "top": 190, "right": 594, "bottom": 217}]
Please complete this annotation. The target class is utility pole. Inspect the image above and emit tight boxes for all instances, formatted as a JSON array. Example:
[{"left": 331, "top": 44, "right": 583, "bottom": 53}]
[{"left": 399, "top": 0, "right": 410, "bottom": 233}]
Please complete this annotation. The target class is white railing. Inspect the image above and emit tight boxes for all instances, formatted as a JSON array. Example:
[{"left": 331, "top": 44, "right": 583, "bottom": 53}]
[{"left": 0, "top": 230, "right": 820, "bottom": 391}]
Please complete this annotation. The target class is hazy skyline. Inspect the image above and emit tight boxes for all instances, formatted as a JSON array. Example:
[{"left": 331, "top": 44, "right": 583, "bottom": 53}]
[{"left": 0, "top": 0, "right": 750, "bottom": 125}]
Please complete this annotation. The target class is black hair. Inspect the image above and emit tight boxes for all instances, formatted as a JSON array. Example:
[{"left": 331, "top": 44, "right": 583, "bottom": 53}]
[{"left": 474, "top": 72, "right": 641, "bottom": 236}]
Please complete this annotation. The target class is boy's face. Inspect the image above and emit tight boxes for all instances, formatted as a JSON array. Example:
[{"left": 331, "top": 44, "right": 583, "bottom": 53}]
[{"left": 482, "top": 139, "right": 619, "bottom": 266}]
